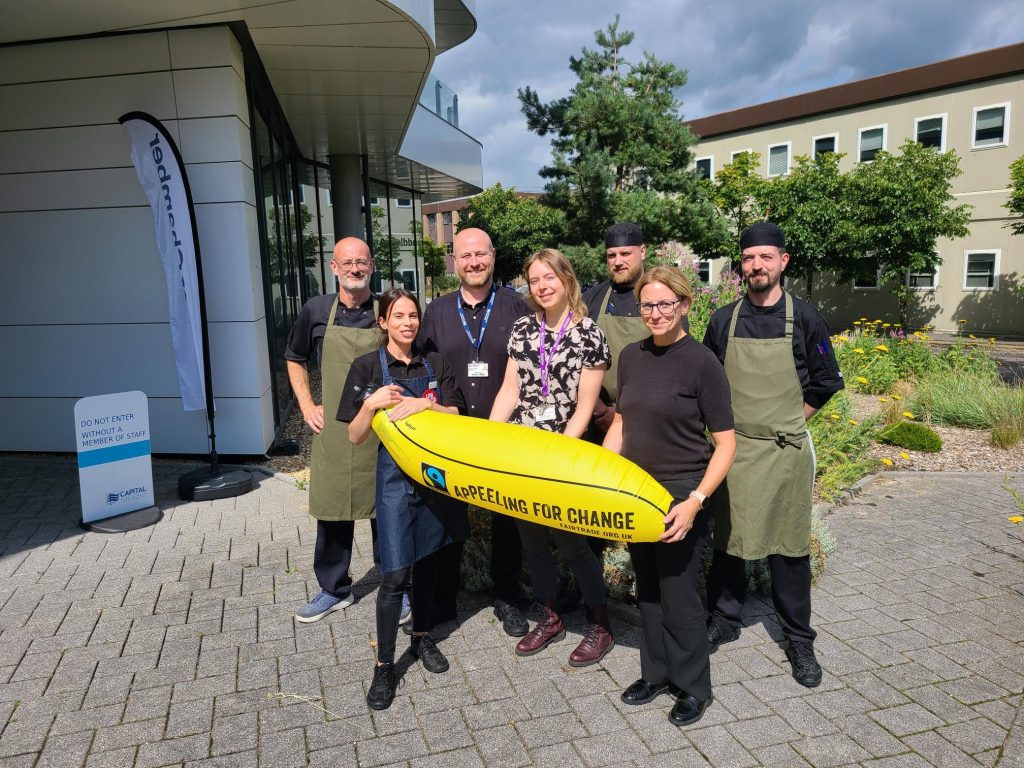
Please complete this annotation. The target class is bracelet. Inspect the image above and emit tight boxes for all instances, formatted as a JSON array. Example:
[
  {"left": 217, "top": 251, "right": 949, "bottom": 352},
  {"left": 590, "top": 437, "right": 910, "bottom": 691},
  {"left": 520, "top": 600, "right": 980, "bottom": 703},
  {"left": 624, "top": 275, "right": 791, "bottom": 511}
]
[{"left": 689, "top": 490, "right": 708, "bottom": 509}]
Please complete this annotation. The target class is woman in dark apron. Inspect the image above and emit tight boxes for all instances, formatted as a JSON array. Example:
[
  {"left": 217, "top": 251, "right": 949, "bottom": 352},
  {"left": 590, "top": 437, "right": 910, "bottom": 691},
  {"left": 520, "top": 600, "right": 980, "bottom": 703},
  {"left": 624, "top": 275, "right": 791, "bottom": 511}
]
[{"left": 340, "top": 289, "right": 467, "bottom": 711}]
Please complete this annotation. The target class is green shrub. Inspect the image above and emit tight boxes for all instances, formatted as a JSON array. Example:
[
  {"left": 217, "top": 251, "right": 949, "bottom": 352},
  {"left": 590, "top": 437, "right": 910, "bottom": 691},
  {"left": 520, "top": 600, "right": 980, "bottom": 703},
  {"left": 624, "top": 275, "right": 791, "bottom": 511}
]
[
  {"left": 910, "top": 373, "right": 1024, "bottom": 432},
  {"left": 877, "top": 421, "right": 943, "bottom": 452}
]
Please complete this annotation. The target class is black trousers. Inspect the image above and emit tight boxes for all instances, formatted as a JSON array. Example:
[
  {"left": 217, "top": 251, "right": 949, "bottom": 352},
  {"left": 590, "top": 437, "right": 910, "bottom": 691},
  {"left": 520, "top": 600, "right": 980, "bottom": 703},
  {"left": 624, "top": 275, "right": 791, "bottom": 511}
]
[
  {"left": 376, "top": 546, "right": 446, "bottom": 664},
  {"left": 517, "top": 520, "right": 606, "bottom": 609},
  {"left": 433, "top": 505, "right": 524, "bottom": 609},
  {"left": 628, "top": 480, "right": 711, "bottom": 700},
  {"left": 707, "top": 549, "right": 816, "bottom": 643},
  {"left": 314, "top": 518, "right": 379, "bottom": 597}
]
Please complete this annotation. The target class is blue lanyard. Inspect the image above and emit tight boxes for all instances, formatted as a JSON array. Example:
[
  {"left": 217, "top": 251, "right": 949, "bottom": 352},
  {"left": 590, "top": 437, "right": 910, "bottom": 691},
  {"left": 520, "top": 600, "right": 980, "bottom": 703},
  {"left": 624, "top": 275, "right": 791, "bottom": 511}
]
[{"left": 456, "top": 285, "right": 496, "bottom": 360}]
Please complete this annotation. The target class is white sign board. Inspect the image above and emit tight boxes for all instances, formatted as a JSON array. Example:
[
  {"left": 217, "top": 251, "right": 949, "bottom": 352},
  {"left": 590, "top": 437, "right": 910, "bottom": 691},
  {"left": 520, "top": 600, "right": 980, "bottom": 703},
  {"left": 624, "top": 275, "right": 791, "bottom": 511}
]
[{"left": 75, "top": 391, "right": 155, "bottom": 523}]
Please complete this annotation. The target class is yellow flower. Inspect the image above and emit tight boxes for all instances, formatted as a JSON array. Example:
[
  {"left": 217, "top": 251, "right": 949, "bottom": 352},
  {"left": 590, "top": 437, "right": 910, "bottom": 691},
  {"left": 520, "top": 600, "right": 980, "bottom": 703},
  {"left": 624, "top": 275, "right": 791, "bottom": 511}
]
[
  {"left": 830, "top": 414, "right": 840, "bottom": 420},
  {"left": 879, "top": 397, "right": 889, "bottom": 402},
  {"left": 874, "top": 319, "right": 883, "bottom": 324},
  {"left": 988, "top": 338, "right": 996, "bottom": 345},
  {"left": 900, "top": 452, "right": 910, "bottom": 460},
  {"left": 892, "top": 394, "right": 902, "bottom": 401},
  {"left": 880, "top": 458, "right": 894, "bottom": 466},
  {"left": 919, "top": 333, "right": 930, "bottom": 340},
  {"left": 882, "top": 323, "right": 891, "bottom": 328},
  {"left": 848, "top": 419, "right": 859, "bottom": 426},
  {"left": 836, "top": 335, "right": 849, "bottom": 342},
  {"left": 853, "top": 348, "right": 865, "bottom": 354},
  {"left": 856, "top": 376, "right": 869, "bottom": 384},
  {"left": 902, "top": 411, "right": 915, "bottom": 419},
  {"left": 853, "top": 321, "right": 862, "bottom": 326},
  {"left": 894, "top": 324, "right": 902, "bottom": 328},
  {"left": 874, "top": 344, "right": 890, "bottom": 352},
  {"left": 1010, "top": 516, "right": 1024, "bottom": 524},
  {"left": 860, "top": 317, "right": 868, "bottom": 321},
  {"left": 958, "top": 319, "right": 967, "bottom": 324}
]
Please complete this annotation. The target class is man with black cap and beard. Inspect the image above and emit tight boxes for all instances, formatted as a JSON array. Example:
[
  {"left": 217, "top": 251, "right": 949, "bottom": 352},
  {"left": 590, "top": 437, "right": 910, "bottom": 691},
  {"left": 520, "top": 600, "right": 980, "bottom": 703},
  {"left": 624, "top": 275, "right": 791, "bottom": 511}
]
[
  {"left": 582, "top": 222, "right": 652, "bottom": 440},
  {"left": 701, "top": 222, "right": 843, "bottom": 688}
]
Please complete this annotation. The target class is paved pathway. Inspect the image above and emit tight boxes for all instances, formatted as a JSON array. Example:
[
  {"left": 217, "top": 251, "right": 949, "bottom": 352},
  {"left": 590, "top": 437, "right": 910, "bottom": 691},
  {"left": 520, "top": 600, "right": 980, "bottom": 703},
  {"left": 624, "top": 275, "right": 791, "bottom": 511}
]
[{"left": 1, "top": 458, "right": 1022, "bottom": 767}]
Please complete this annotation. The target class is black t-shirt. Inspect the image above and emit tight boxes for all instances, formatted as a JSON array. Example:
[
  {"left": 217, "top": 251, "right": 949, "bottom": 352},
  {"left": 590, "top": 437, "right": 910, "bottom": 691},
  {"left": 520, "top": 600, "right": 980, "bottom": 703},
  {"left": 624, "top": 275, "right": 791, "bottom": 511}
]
[
  {"left": 702, "top": 293, "right": 844, "bottom": 410},
  {"left": 583, "top": 280, "right": 640, "bottom": 319},
  {"left": 617, "top": 335, "right": 734, "bottom": 482},
  {"left": 336, "top": 349, "right": 465, "bottom": 422},
  {"left": 419, "top": 286, "right": 529, "bottom": 418},
  {"left": 285, "top": 294, "right": 376, "bottom": 364}
]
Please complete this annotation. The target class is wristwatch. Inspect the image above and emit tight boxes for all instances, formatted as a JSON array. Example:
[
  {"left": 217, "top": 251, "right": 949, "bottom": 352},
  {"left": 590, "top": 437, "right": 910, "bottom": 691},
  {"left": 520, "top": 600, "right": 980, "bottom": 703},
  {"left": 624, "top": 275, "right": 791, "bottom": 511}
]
[{"left": 689, "top": 489, "right": 708, "bottom": 509}]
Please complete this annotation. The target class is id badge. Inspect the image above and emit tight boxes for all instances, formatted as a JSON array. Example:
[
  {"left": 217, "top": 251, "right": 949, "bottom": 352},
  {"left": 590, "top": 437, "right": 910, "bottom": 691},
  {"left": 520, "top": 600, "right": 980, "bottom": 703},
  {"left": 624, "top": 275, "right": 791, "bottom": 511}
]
[
  {"left": 467, "top": 361, "right": 489, "bottom": 378},
  {"left": 534, "top": 404, "right": 556, "bottom": 422}
]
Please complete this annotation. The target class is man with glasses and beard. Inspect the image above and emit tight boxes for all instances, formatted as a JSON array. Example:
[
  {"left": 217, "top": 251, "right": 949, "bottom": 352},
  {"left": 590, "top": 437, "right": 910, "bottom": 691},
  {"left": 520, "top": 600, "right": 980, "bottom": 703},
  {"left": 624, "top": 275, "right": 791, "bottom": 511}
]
[
  {"left": 702, "top": 222, "right": 843, "bottom": 688},
  {"left": 419, "top": 227, "right": 531, "bottom": 638},
  {"left": 287, "top": 237, "right": 382, "bottom": 623}
]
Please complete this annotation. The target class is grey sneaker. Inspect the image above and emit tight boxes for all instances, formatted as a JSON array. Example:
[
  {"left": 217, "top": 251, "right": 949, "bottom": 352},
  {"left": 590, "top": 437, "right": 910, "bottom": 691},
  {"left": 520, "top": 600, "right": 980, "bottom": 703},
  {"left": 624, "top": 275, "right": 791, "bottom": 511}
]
[
  {"left": 398, "top": 592, "right": 412, "bottom": 625},
  {"left": 295, "top": 590, "right": 353, "bottom": 623}
]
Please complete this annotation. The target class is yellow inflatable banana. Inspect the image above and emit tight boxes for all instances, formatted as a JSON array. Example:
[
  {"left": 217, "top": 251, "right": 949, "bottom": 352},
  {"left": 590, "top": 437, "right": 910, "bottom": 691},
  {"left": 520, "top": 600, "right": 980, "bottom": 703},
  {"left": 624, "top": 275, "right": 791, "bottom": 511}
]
[{"left": 372, "top": 409, "right": 672, "bottom": 543}]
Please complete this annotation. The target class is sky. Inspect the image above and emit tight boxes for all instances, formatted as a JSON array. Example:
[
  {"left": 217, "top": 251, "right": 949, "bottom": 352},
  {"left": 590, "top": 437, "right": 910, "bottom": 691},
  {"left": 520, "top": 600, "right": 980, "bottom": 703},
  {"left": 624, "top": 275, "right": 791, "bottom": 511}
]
[{"left": 431, "top": 0, "right": 1024, "bottom": 192}]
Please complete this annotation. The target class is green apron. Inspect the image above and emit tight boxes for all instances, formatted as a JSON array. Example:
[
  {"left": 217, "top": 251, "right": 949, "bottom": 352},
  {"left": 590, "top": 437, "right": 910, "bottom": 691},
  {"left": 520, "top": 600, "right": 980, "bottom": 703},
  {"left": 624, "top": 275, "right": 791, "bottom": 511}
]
[
  {"left": 308, "top": 297, "right": 379, "bottom": 521},
  {"left": 594, "top": 284, "right": 649, "bottom": 403},
  {"left": 714, "top": 292, "right": 814, "bottom": 559}
]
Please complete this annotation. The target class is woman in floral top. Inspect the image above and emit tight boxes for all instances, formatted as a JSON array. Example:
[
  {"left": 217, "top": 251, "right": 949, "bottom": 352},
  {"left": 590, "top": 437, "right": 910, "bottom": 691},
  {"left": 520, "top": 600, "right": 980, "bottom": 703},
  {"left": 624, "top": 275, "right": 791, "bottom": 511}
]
[{"left": 489, "top": 248, "right": 613, "bottom": 666}]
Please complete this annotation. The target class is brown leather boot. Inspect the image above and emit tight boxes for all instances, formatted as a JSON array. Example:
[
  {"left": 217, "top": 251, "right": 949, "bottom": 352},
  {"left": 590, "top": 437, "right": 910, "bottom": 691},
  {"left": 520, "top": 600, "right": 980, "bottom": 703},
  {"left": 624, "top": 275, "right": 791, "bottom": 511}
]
[
  {"left": 515, "top": 600, "right": 565, "bottom": 657},
  {"left": 569, "top": 603, "right": 614, "bottom": 667}
]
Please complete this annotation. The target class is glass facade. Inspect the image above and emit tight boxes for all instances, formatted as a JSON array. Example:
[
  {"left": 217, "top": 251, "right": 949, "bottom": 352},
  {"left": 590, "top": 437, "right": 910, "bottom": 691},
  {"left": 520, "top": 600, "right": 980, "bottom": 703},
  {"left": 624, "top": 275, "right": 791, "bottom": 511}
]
[{"left": 368, "top": 180, "right": 424, "bottom": 300}]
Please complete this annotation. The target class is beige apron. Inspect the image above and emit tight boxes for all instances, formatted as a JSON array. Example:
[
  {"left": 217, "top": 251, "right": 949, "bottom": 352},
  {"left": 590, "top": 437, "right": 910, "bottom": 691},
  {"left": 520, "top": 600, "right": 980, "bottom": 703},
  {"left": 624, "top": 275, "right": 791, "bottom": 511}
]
[
  {"left": 714, "top": 292, "right": 814, "bottom": 559},
  {"left": 308, "top": 297, "right": 379, "bottom": 521},
  {"left": 594, "top": 284, "right": 649, "bottom": 403}
]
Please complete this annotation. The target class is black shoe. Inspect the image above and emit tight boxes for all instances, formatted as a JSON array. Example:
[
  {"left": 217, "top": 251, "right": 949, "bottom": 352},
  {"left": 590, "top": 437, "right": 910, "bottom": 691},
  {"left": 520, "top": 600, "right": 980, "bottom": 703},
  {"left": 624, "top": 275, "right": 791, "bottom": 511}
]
[
  {"left": 494, "top": 602, "right": 529, "bottom": 637},
  {"left": 620, "top": 679, "right": 671, "bottom": 705},
  {"left": 668, "top": 692, "right": 713, "bottom": 727},
  {"left": 785, "top": 640, "right": 822, "bottom": 688},
  {"left": 366, "top": 662, "right": 398, "bottom": 710},
  {"left": 410, "top": 635, "right": 449, "bottom": 674},
  {"left": 706, "top": 619, "right": 740, "bottom": 654}
]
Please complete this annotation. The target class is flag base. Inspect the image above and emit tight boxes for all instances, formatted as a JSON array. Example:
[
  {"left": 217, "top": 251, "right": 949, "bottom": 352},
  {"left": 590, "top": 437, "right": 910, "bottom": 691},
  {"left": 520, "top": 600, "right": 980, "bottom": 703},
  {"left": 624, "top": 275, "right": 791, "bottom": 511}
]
[
  {"left": 80, "top": 505, "right": 163, "bottom": 533},
  {"left": 178, "top": 467, "right": 256, "bottom": 501}
]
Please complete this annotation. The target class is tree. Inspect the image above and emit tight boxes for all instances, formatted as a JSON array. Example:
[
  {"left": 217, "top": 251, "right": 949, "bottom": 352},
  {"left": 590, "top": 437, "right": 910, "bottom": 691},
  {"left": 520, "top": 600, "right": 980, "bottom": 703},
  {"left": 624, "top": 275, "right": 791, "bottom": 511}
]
[
  {"left": 694, "top": 151, "right": 768, "bottom": 263},
  {"left": 1006, "top": 155, "right": 1024, "bottom": 235},
  {"left": 759, "top": 152, "right": 858, "bottom": 301},
  {"left": 845, "top": 140, "right": 972, "bottom": 323},
  {"left": 415, "top": 225, "right": 450, "bottom": 297},
  {"left": 519, "top": 16, "right": 712, "bottom": 247},
  {"left": 370, "top": 205, "right": 402, "bottom": 287},
  {"left": 456, "top": 184, "right": 564, "bottom": 282}
]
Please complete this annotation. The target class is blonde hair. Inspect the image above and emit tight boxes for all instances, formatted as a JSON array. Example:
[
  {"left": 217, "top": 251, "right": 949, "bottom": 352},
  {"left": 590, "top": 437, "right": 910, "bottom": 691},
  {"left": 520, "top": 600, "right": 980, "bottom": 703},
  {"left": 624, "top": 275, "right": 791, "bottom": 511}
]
[
  {"left": 522, "top": 248, "right": 587, "bottom": 323},
  {"left": 634, "top": 265, "right": 693, "bottom": 305}
]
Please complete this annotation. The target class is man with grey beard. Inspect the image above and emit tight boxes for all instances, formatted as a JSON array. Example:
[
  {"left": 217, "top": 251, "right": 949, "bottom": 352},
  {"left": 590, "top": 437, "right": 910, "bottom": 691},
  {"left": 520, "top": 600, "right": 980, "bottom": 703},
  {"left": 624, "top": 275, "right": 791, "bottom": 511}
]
[{"left": 286, "top": 237, "right": 381, "bottom": 623}]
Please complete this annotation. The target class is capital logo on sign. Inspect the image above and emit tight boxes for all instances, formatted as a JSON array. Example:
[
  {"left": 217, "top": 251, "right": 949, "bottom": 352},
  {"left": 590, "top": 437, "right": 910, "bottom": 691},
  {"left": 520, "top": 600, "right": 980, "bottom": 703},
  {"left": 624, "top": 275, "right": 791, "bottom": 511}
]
[{"left": 421, "top": 463, "right": 448, "bottom": 492}]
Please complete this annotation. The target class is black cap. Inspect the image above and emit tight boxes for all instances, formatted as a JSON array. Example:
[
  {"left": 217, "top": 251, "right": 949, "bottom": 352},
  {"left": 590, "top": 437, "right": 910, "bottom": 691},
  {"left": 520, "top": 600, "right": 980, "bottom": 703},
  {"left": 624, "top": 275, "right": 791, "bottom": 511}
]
[
  {"left": 604, "top": 222, "right": 644, "bottom": 248},
  {"left": 740, "top": 222, "right": 786, "bottom": 250}
]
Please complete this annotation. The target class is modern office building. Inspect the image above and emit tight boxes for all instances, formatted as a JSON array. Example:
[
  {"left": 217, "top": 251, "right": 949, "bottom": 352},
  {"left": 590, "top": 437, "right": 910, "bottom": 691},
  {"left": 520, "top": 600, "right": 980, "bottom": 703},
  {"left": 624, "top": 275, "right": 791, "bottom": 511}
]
[
  {"left": 0, "top": 1, "right": 483, "bottom": 455},
  {"left": 687, "top": 42, "right": 1023, "bottom": 334}
]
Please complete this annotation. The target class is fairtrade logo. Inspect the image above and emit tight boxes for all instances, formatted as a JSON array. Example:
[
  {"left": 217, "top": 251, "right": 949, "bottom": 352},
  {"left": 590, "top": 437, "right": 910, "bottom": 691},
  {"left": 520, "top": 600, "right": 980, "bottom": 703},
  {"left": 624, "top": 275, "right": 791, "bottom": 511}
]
[
  {"left": 421, "top": 463, "right": 448, "bottom": 492},
  {"left": 106, "top": 493, "right": 120, "bottom": 505}
]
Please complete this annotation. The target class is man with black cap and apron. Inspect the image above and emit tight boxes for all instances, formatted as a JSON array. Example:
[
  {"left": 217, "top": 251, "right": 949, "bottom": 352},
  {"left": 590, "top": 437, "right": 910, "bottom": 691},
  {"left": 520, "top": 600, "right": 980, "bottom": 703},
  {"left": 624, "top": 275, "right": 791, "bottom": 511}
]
[
  {"left": 286, "top": 237, "right": 381, "bottom": 623},
  {"left": 583, "top": 222, "right": 652, "bottom": 436},
  {"left": 702, "top": 222, "right": 843, "bottom": 687}
]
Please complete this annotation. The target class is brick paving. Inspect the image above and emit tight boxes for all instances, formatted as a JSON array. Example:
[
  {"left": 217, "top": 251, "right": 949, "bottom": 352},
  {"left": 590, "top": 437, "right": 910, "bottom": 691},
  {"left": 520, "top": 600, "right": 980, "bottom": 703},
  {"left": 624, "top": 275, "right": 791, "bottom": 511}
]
[{"left": 1, "top": 457, "right": 1022, "bottom": 767}]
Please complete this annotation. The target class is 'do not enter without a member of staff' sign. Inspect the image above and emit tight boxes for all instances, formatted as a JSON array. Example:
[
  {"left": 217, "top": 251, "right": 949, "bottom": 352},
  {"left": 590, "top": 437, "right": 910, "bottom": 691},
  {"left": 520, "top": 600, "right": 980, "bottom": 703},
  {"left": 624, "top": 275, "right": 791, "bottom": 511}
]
[{"left": 75, "top": 391, "right": 157, "bottom": 526}]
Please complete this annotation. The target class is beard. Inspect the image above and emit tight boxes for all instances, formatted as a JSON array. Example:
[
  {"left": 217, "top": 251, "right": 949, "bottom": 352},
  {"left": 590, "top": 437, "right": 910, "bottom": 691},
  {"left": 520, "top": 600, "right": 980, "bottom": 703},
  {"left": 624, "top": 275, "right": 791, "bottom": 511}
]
[
  {"left": 340, "top": 273, "right": 371, "bottom": 292},
  {"left": 746, "top": 272, "right": 778, "bottom": 293},
  {"left": 610, "top": 261, "right": 643, "bottom": 286},
  {"left": 458, "top": 266, "right": 493, "bottom": 288}
]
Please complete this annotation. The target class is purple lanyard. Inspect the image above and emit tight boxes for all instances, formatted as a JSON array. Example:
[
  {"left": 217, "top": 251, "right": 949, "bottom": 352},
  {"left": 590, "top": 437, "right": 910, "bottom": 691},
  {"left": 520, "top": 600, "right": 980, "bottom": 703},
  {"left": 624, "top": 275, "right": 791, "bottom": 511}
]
[{"left": 538, "top": 311, "right": 573, "bottom": 398}]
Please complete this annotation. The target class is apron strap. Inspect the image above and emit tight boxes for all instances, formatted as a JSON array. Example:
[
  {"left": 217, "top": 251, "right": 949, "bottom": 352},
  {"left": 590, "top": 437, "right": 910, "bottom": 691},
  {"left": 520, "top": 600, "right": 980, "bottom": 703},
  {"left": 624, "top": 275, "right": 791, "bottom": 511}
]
[
  {"left": 378, "top": 346, "right": 392, "bottom": 385},
  {"left": 327, "top": 294, "right": 340, "bottom": 327},
  {"left": 597, "top": 284, "right": 613, "bottom": 320},
  {"left": 783, "top": 291, "right": 794, "bottom": 341}
]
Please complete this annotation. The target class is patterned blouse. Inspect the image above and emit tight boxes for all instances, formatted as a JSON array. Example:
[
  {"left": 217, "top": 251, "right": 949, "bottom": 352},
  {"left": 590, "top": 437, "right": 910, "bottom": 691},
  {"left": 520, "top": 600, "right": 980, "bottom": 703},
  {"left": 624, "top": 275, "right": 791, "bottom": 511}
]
[{"left": 506, "top": 314, "right": 611, "bottom": 432}]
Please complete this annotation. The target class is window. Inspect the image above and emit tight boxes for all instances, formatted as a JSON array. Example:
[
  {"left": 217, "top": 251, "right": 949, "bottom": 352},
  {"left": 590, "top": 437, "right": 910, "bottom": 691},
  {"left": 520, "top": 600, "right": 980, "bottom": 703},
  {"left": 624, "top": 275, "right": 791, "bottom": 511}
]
[
  {"left": 395, "top": 197, "right": 413, "bottom": 208},
  {"left": 907, "top": 266, "right": 938, "bottom": 290},
  {"left": 858, "top": 125, "right": 886, "bottom": 162},
  {"left": 852, "top": 266, "right": 881, "bottom": 290},
  {"left": 973, "top": 103, "right": 1010, "bottom": 149},
  {"left": 696, "top": 260, "right": 711, "bottom": 284},
  {"left": 963, "top": 250, "right": 999, "bottom": 290},
  {"left": 427, "top": 213, "right": 437, "bottom": 237},
  {"left": 767, "top": 143, "right": 791, "bottom": 177},
  {"left": 730, "top": 148, "right": 754, "bottom": 163},
  {"left": 400, "top": 269, "right": 418, "bottom": 292},
  {"left": 695, "top": 156, "right": 713, "bottom": 179},
  {"left": 914, "top": 114, "right": 946, "bottom": 151},
  {"left": 368, "top": 196, "right": 380, "bottom": 206},
  {"left": 296, "top": 185, "right": 305, "bottom": 204},
  {"left": 812, "top": 134, "right": 837, "bottom": 158},
  {"left": 442, "top": 211, "right": 452, "bottom": 225}
]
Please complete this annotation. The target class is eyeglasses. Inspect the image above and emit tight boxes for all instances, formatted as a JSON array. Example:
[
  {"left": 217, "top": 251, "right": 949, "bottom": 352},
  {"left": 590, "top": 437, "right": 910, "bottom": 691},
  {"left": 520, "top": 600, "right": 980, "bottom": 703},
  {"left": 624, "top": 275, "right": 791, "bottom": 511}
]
[
  {"left": 336, "top": 259, "right": 371, "bottom": 271},
  {"left": 638, "top": 299, "right": 682, "bottom": 316}
]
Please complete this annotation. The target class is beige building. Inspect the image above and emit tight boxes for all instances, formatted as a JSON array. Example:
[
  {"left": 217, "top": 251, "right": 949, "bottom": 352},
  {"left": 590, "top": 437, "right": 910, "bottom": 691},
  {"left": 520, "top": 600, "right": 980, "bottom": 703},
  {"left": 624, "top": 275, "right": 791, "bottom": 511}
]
[{"left": 687, "top": 43, "right": 1024, "bottom": 335}]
